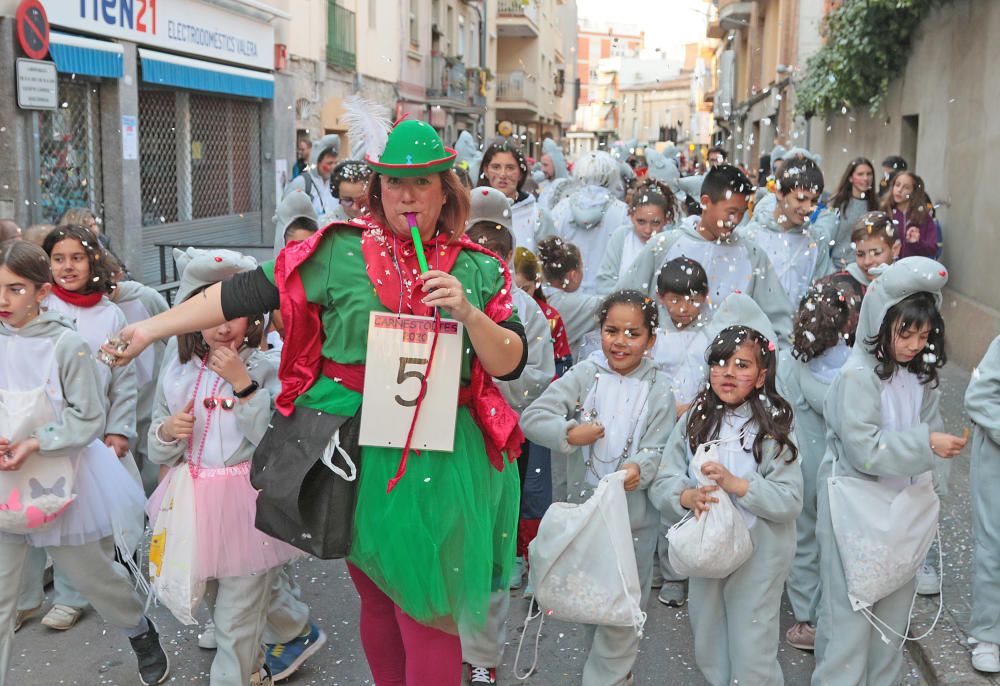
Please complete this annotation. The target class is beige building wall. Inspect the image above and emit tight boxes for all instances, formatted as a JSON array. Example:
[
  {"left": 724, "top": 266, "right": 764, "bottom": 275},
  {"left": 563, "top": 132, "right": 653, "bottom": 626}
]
[
  {"left": 357, "top": 0, "right": 403, "bottom": 84},
  {"left": 807, "top": 0, "right": 999, "bottom": 369}
]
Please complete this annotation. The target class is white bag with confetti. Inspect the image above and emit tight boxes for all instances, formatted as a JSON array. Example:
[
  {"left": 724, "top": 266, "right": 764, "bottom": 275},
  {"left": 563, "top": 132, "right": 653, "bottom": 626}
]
[
  {"left": 528, "top": 470, "right": 645, "bottom": 630},
  {"left": 667, "top": 440, "right": 753, "bottom": 579},
  {"left": 828, "top": 463, "right": 938, "bottom": 610}
]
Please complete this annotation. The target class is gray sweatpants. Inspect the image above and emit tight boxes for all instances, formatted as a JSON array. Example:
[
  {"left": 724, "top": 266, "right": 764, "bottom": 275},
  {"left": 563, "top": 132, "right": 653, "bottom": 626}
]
[
  {"left": 204, "top": 569, "right": 277, "bottom": 686},
  {"left": 262, "top": 564, "right": 310, "bottom": 645},
  {"left": 656, "top": 514, "right": 687, "bottom": 585},
  {"left": 460, "top": 591, "right": 510, "bottom": 667},
  {"left": 18, "top": 547, "right": 89, "bottom": 611},
  {"left": 0, "top": 537, "right": 146, "bottom": 686},
  {"left": 581, "top": 522, "right": 657, "bottom": 686}
]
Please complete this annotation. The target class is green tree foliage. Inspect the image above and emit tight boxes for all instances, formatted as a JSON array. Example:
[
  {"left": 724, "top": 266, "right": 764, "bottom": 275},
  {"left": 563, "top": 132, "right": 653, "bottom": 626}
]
[{"left": 796, "top": 0, "right": 948, "bottom": 116}]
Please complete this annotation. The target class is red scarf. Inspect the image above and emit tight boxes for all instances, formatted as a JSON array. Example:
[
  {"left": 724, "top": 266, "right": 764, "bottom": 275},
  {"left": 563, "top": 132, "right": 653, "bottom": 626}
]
[
  {"left": 272, "top": 215, "right": 523, "bottom": 475},
  {"left": 51, "top": 284, "right": 103, "bottom": 308}
]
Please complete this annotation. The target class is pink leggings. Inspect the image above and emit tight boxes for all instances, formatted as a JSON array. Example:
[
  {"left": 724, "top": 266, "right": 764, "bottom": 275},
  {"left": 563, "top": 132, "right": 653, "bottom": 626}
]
[{"left": 347, "top": 562, "right": 463, "bottom": 686}]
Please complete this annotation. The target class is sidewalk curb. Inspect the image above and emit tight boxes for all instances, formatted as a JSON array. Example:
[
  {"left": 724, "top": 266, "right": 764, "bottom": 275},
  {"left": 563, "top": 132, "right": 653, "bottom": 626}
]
[{"left": 908, "top": 596, "right": 997, "bottom": 686}]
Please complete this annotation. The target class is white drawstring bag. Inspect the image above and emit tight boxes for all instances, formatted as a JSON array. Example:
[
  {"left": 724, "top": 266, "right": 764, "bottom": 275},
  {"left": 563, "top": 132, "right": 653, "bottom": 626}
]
[
  {"left": 148, "top": 465, "right": 204, "bottom": 625},
  {"left": 667, "top": 440, "right": 753, "bottom": 578},
  {"left": 827, "top": 460, "right": 939, "bottom": 611},
  {"left": 515, "top": 471, "right": 644, "bottom": 679},
  {"left": 528, "top": 469, "right": 644, "bottom": 627}
]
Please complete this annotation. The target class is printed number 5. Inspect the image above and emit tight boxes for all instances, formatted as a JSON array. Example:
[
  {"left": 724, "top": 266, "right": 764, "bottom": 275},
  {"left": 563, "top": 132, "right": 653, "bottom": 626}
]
[{"left": 395, "top": 357, "right": 428, "bottom": 407}]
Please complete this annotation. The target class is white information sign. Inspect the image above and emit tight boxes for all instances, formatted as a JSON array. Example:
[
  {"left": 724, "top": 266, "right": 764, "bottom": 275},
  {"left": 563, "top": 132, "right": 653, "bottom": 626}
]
[
  {"left": 359, "top": 313, "right": 464, "bottom": 453},
  {"left": 16, "top": 59, "right": 58, "bottom": 111},
  {"left": 42, "top": 0, "right": 275, "bottom": 71},
  {"left": 121, "top": 115, "right": 139, "bottom": 160}
]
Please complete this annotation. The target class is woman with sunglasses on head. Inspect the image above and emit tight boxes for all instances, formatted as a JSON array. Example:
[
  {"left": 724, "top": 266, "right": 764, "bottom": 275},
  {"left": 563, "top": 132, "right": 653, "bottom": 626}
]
[{"left": 146, "top": 248, "right": 302, "bottom": 686}]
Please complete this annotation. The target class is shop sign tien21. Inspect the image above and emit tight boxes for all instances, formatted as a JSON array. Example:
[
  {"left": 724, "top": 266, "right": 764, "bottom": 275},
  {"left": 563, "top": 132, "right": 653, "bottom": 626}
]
[{"left": 43, "top": 0, "right": 274, "bottom": 71}]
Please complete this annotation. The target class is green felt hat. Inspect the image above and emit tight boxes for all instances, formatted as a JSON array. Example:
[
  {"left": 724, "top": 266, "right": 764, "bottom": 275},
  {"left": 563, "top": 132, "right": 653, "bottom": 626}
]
[{"left": 366, "top": 119, "right": 457, "bottom": 177}]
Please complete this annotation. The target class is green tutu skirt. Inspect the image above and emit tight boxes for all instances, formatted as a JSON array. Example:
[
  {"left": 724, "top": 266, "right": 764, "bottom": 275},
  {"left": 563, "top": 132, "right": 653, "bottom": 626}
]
[{"left": 348, "top": 407, "right": 520, "bottom": 632}]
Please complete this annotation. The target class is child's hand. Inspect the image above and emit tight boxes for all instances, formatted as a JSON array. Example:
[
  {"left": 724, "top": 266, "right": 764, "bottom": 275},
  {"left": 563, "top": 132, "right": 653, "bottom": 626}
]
[
  {"left": 621, "top": 463, "right": 641, "bottom": 491},
  {"left": 567, "top": 422, "right": 605, "bottom": 446},
  {"left": 0, "top": 437, "right": 40, "bottom": 471},
  {"left": 163, "top": 399, "right": 196, "bottom": 441},
  {"left": 209, "top": 345, "right": 252, "bottom": 390},
  {"left": 675, "top": 402, "right": 691, "bottom": 419},
  {"left": 930, "top": 431, "right": 966, "bottom": 459},
  {"left": 104, "top": 434, "right": 129, "bottom": 458},
  {"left": 680, "top": 485, "right": 720, "bottom": 519},
  {"left": 701, "top": 461, "right": 750, "bottom": 496},
  {"left": 905, "top": 226, "right": 921, "bottom": 244}
]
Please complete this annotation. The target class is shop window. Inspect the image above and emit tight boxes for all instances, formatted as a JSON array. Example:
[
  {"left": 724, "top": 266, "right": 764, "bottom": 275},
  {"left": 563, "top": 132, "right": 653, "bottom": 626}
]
[
  {"left": 139, "top": 89, "right": 261, "bottom": 227},
  {"left": 32, "top": 78, "right": 103, "bottom": 224}
]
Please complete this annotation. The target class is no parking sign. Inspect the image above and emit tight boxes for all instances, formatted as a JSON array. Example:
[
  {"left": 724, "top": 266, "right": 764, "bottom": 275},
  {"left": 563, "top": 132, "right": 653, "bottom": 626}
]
[{"left": 16, "top": 0, "right": 50, "bottom": 60}]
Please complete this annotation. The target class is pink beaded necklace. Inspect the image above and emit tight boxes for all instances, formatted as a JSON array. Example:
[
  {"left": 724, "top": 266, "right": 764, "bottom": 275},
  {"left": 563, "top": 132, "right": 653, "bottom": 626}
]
[{"left": 187, "top": 354, "right": 223, "bottom": 480}]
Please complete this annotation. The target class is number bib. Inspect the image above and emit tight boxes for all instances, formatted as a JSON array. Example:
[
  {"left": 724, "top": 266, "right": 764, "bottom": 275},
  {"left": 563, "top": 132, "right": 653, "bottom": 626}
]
[{"left": 359, "top": 312, "right": 464, "bottom": 453}]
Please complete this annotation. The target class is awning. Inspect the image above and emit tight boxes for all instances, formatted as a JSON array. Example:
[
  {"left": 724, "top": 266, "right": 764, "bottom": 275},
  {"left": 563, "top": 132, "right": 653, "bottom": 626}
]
[
  {"left": 138, "top": 48, "right": 273, "bottom": 100},
  {"left": 49, "top": 32, "right": 124, "bottom": 79}
]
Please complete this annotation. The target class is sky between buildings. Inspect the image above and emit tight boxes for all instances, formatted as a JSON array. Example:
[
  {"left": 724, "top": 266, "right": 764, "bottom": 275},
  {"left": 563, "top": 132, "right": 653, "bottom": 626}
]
[{"left": 575, "top": 0, "right": 710, "bottom": 62}]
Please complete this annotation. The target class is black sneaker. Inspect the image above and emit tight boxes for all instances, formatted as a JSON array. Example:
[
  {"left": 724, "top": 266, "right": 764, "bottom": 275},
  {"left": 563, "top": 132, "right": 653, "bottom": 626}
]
[{"left": 129, "top": 617, "right": 170, "bottom": 685}]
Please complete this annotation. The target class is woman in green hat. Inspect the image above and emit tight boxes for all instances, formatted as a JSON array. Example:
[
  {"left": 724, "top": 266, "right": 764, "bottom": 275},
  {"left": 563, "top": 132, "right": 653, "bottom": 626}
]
[{"left": 105, "top": 119, "right": 526, "bottom": 685}]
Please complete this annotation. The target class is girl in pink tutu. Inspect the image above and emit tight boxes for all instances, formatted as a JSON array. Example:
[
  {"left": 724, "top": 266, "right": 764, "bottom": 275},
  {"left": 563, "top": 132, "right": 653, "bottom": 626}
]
[{"left": 147, "top": 248, "right": 300, "bottom": 686}]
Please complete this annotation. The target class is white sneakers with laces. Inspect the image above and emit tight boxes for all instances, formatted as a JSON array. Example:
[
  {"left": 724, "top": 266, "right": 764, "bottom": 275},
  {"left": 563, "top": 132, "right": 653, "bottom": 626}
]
[{"left": 972, "top": 640, "right": 1000, "bottom": 673}]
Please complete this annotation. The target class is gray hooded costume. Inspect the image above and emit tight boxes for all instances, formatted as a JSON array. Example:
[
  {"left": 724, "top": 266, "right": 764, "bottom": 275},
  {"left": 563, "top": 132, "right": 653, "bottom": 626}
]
[
  {"left": 284, "top": 134, "right": 340, "bottom": 221},
  {"left": 649, "top": 294, "right": 802, "bottom": 686},
  {"left": 812, "top": 257, "right": 948, "bottom": 686},
  {"left": 272, "top": 190, "right": 319, "bottom": 257},
  {"left": 542, "top": 151, "right": 629, "bottom": 295},
  {"left": 966, "top": 334, "right": 1000, "bottom": 646},
  {"left": 536, "top": 138, "right": 573, "bottom": 213},
  {"left": 454, "top": 131, "right": 483, "bottom": 186},
  {"left": 737, "top": 194, "right": 834, "bottom": 309},
  {"left": 777, "top": 336, "right": 851, "bottom": 626},
  {"left": 0, "top": 312, "right": 150, "bottom": 682},
  {"left": 521, "top": 353, "right": 676, "bottom": 685}
]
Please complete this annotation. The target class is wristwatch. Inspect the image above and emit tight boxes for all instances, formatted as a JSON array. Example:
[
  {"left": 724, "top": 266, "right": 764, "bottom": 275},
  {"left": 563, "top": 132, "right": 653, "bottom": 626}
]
[{"left": 233, "top": 380, "right": 260, "bottom": 399}]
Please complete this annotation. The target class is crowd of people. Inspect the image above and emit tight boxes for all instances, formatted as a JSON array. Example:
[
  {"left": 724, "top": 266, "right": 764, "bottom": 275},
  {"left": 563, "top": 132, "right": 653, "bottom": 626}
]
[{"left": 0, "top": 114, "right": 996, "bottom": 686}]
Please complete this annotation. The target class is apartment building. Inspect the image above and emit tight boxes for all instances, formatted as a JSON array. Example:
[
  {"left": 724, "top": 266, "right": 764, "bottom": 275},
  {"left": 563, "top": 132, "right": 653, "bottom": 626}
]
[
  {"left": 494, "top": 0, "right": 578, "bottom": 159},
  {"left": 705, "top": 0, "right": 829, "bottom": 167}
]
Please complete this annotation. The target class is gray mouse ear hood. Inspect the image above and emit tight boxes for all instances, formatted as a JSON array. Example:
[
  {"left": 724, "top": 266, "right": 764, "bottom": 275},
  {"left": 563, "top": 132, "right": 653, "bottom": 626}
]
[
  {"left": 174, "top": 247, "right": 258, "bottom": 304},
  {"left": 542, "top": 138, "right": 569, "bottom": 179},
  {"left": 272, "top": 190, "right": 318, "bottom": 256},
  {"left": 853, "top": 257, "right": 948, "bottom": 362},
  {"left": 707, "top": 293, "right": 778, "bottom": 348},
  {"left": 310, "top": 134, "right": 341, "bottom": 166}
]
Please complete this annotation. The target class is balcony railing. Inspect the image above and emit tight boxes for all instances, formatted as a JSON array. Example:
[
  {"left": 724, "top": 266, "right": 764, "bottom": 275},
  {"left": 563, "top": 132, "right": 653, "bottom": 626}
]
[
  {"left": 498, "top": 0, "right": 539, "bottom": 25},
  {"left": 327, "top": 2, "right": 356, "bottom": 71},
  {"left": 496, "top": 71, "right": 538, "bottom": 104},
  {"left": 428, "top": 55, "right": 469, "bottom": 101}
]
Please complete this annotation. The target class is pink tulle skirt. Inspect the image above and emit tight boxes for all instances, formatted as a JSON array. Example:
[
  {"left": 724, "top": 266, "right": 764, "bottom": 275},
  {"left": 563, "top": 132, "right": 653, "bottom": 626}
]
[{"left": 147, "top": 462, "right": 300, "bottom": 580}]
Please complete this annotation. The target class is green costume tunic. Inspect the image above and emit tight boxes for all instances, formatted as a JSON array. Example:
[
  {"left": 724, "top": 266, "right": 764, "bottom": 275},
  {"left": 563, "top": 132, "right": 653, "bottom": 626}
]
[{"left": 263, "top": 227, "right": 520, "bottom": 630}]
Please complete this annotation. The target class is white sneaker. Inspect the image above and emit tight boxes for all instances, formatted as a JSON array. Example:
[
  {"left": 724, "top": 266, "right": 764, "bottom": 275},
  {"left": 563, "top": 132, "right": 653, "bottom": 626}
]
[
  {"left": 197, "top": 621, "right": 217, "bottom": 650},
  {"left": 509, "top": 556, "right": 525, "bottom": 591},
  {"left": 972, "top": 641, "right": 1000, "bottom": 673},
  {"left": 916, "top": 563, "right": 940, "bottom": 596}
]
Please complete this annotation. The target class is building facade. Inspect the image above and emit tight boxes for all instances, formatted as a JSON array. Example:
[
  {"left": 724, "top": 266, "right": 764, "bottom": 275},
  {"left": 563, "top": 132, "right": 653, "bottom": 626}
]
[
  {"left": 494, "top": 0, "right": 577, "bottom": 160},
  {"left": 571, "top": 18, "right": 644, "bottom": 151},
  {"left": 706, "top": 0, "right": 822, "bottom": 168},
  {"left": 0, "top": 0, "right": 293, "bottom": 282}
]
